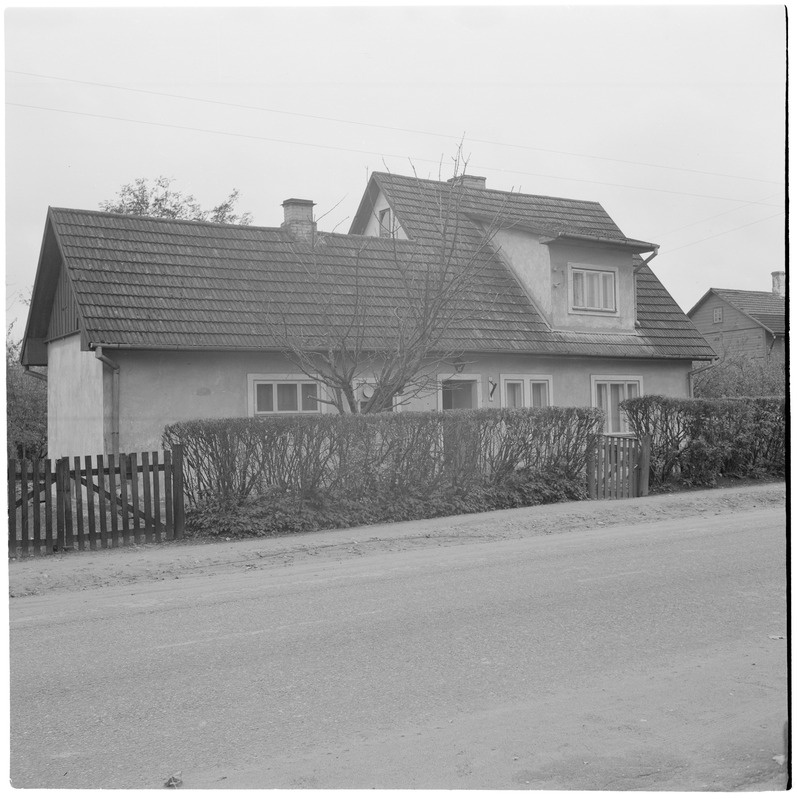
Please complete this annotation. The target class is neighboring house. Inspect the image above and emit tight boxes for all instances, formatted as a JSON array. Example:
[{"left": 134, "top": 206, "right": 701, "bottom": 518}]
[
  {"left": 687, "top": 273, "right": 786, "bottom": 362},
  {"left": 21, "top": 171, "right": 714, "bottom": 457}
]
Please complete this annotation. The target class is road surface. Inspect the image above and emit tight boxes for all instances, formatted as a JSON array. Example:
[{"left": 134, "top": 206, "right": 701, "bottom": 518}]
[{"left": 9, "top": 488, "right": 788, "bottom": 789}]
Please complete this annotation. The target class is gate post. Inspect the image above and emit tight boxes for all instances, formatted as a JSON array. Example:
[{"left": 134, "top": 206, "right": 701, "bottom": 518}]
[
  {"left": 637, "top": 434, "right": 652, "bottom": 497},
  {"left": 171, "top": 445, "right": 185, "bottom": 539}
]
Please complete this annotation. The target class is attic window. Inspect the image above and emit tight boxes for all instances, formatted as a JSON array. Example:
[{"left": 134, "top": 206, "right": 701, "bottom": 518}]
[
  {"left": 571, "top": 266, "right": 616, "bottom": 313},
  {"left": 378, "top": 208, "right": 393, "bottom": 238},
  {"left": 713, "top": 307, "right": 723, "bottom": 323}
]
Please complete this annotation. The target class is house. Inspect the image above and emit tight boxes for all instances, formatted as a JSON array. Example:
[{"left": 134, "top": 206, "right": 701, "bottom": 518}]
[
  {"left": 21, "top": 171, "right": 714, "bottom": 457},
  {"left": 687, "top": 273, "right": 786, "bottom": 361}
]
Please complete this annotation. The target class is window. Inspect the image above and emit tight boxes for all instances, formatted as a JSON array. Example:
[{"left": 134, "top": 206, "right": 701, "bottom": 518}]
[
  {"left": 438, "top": 374, "right": 482, "bottom": 410},
  {"left": 500, "top": 375, "right": 553, "bottom": 408},
  {"left": 713, "top": 307, "right": 723, "bottom": 323},
  {"left": 530, "top": 381, "right": 549, "bottom": 408},
  {"left": 504, "top": 380, "right": 524, "bottom": 408},
  {"left": 378, "top": 208, "right": 392, "bottom": 238},
  {"left": 591, "top": 376, "right": 642, "bottom": 433},
  {"left": 249, "top": 375, "right": 321, "bottom": 415},
  {"left": 571, "top": 266, "right": 616, "bottom": 312}
]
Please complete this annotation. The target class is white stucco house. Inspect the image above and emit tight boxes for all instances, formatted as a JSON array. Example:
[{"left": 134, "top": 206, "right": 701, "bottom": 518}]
[{"left": 21, "top": 170, "right": 715, "bottom": 457}]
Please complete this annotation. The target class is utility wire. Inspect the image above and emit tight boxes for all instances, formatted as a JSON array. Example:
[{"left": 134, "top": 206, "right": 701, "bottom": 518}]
[
  {"left": 7, "top": 69, "right": 785, "bottom": 187},
  {"left": 664, "top": 211, "right": 784, "bottom": 254},
  {"left": 7, "top": 102, "right": 786, "bottom": 209},
  {"left": 661, "top": 191, "right": 784, "bottom": 235}
]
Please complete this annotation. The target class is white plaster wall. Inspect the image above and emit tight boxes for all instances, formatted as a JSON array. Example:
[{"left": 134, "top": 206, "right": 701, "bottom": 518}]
[
  {"left": 108, "top": 347, "right": 690, "bottom": 453},
  {"left": 492, "top": 229, "right": 552, "bottom": 318},
  {"left": 359, "top": 188, "right": 408, "bottom": 239},
  {"left": 399, "top": 353, "right": 690, "bottom": 411},
  {"left": 47, "top": 335, "right": 105, "bottom": 457},
  {"left": 115, "top": 350, "right": 328, "bottom": 452},
  {"left": 548, "top": 242, "right": 636, "bottom": 332}
]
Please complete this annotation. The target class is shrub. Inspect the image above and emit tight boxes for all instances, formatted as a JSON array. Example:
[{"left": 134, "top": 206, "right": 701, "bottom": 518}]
[
  {"left": 163, "top": 407, "right": 603, "bottom": 537},
  {"left": 621, "top": 395, "right": 785, "bottom": 488}
]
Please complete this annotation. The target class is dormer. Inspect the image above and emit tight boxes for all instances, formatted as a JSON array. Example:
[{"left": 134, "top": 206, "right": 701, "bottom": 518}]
[
  {"left": 543, "top": 234, "right": 657, "bottom": 333},
  {"left": 351, "top": 184, "right": 407, "bottom": 240}
]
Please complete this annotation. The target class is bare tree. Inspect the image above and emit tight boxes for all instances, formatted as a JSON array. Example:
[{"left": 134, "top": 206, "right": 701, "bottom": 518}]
[{"left": 266, "top": 151, "right": 510, "bottom": 414}]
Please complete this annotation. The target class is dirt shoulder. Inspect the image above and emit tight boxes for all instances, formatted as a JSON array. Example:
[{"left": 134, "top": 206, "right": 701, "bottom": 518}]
[{"left": 8, "top": 482, "right": 786, "bottom": 599}]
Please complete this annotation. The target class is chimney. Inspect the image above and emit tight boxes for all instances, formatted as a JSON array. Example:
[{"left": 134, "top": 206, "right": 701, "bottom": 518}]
[
  {"left": 447, "top": 175, "right": 487, "bottom": 190},
  {"left": 771, "top": 270, "right": 786, "bottom": 297},
  {"left": 281, "top": 198, "right": 316, "bottom": 240}
]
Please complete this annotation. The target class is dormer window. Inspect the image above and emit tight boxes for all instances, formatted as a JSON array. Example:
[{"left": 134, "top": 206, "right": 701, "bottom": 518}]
[
  {"left": 378, "top": 208, "right": 393, "bottom": 238},
  {"left": 571, "top": 265, "right": 616, "bottom": 313}
]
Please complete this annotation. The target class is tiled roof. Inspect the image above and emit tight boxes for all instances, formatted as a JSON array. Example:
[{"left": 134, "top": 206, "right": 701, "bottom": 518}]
[
  {"left": 41, "top": 195, "right": 713, "bottom": 360},
  {"left": 355, "top": 172, "right": 654, "bottom": 247},
  {"left": 711, "top": 288, "right": 786, "bottom": 335}
]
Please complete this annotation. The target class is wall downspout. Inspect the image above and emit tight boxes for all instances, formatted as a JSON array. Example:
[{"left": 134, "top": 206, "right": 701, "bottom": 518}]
[{"left": 94, "top": 346, "right": 120, "bottom": 455}]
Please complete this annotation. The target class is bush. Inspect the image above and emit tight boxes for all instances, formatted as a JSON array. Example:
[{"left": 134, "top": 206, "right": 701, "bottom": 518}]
[
  {"left": 693, "top": 353, "right": 785, "bottom": 398},
  {"left": 163, "top": 407, "right": 603, "bottom": 537},
  {"left": 620, "top": 395, "right": 785, "bottom": 488}
]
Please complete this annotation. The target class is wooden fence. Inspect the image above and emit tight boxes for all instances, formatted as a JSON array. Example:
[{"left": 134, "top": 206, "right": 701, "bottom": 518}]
[
  {"left": 8, "top": 446, "right": 184, "bottom": 557},
  {"left": 587, "top": 434, "right": 651, "bottom": 500}
]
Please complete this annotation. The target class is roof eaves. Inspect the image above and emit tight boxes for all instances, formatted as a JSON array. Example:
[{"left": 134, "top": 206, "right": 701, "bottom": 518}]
[{"left": 544, "top": 231, "right": 658, "bottom": 253}]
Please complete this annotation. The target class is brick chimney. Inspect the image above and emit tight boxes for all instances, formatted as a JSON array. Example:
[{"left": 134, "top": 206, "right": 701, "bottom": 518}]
[
  {"left": 447, "top": 175, "right": 487, "bottom": 190},
  {"left": 281, "top": 198, "right": 316, "bottom": 240},
  {"left": 771, "top": 270, "right": 786, "bottom": 297}
]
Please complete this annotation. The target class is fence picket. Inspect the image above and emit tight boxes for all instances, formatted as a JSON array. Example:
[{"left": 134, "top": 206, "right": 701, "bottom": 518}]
[
  {"left": 141, "top": 452, "right": 152, "bottom": 543},
  {"left": 107, "top": 454, "right": 118, "bottom": 547},
  {"left": 20, "top": 460, "right": 29, "bottom": 555},
  {"left": 8, "top": 459, "right": 17, "bottom": 558},
  {"left": 164, "top": 450, "right": 173, "bottom": 540},
  {"left": 119, "top": 454, "right": 131, "bottom": 546},
  {"left": 85, "top": 456, "right": 97, "bottom": 550},
  {"left": 97, "top": 455, "right": 108, "bottom": 548},
  {"left": 129, "top": 453, "right": 142, "bottom": 543},
  {"left": 44, "top": 459, "right": 53, "bottom": 554},
  {"left": 172, "top": 445, "right": 185, "bottom": 539},
  {"left": 32, "top": 460, "right": 42, "bottom": 554},
  {"left": 73, "top": 456, "right": 85, "bottom": 551},
  {"left": 152, "top": 452, "right": 162, "bottom": 544}
]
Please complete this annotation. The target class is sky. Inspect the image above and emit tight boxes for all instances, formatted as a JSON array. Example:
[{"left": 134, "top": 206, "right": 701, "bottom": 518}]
[{"left": 4, "top": 4, "right": 787, "bottom": 335}]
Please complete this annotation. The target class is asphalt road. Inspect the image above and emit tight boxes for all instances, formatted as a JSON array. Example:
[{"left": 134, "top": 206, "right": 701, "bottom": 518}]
[{"left": 10, "top": 502, "right": 788, "bottom": 789}]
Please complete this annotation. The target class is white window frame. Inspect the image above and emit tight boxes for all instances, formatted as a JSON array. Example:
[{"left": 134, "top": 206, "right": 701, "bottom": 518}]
[
  {"left": 247, "top": 374, "right": 326, "bottom": 416},
  {"left": 590, "top": 374, "right": 643, "bottom": 433},
  {"left": 499, "top": 374, "right": 554, "bottom": 408},
  {"left": 713, "top": 307, "right": 723, "bottom": 323},
  {"left": 568, "top": 263, "right": 619, "bottom": 315},
  {"left": 437, "top": 373, "right": 483, "bottom": 410}
]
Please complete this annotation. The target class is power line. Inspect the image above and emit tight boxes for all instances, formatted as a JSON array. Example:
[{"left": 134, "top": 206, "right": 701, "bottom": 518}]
[
  {"left": 661, "top": 191, "right": 783, "bottom": 235},
  {"left": 7, "top": 102, "right": 786, "bottom": 209},
  {"left": 7, "top": 69, "right": 785, "bottom": 188},
  {"left": 664, "top": 211, "right": 784, "bottom": 254}
]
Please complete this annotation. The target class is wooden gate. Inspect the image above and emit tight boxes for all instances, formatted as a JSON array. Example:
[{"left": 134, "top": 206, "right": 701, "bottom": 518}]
[
  {"left": 587, "top": 434, "right": 651, "bottom": 500},
  {"left": 8, "top": 446, "right": 185, "bottom": 557}
]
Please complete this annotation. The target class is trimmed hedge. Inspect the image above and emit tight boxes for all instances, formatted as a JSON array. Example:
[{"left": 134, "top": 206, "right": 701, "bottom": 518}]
[
  {"left": 162, "top": 407, "right": 604, "bottom": 537},
  {"left": 620, "top": 395, "right": 786, "bottom": 488}
]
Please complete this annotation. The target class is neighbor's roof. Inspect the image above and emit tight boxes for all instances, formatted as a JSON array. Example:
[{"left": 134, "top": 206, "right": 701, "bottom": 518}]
[
  {"left": 22, "top": 193, "right": 714, "bottom": 364},
  {"left": 350, "top": 172, "right": 658, "bottom": 251},
  {"left": 689, "top": 287, "right": 786, "bottom": 336}
]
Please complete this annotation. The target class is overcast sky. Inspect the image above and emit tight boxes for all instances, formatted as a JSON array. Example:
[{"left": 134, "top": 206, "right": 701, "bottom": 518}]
[{"left": 4, "top": 5, "right": 786, "bottom": 334}]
